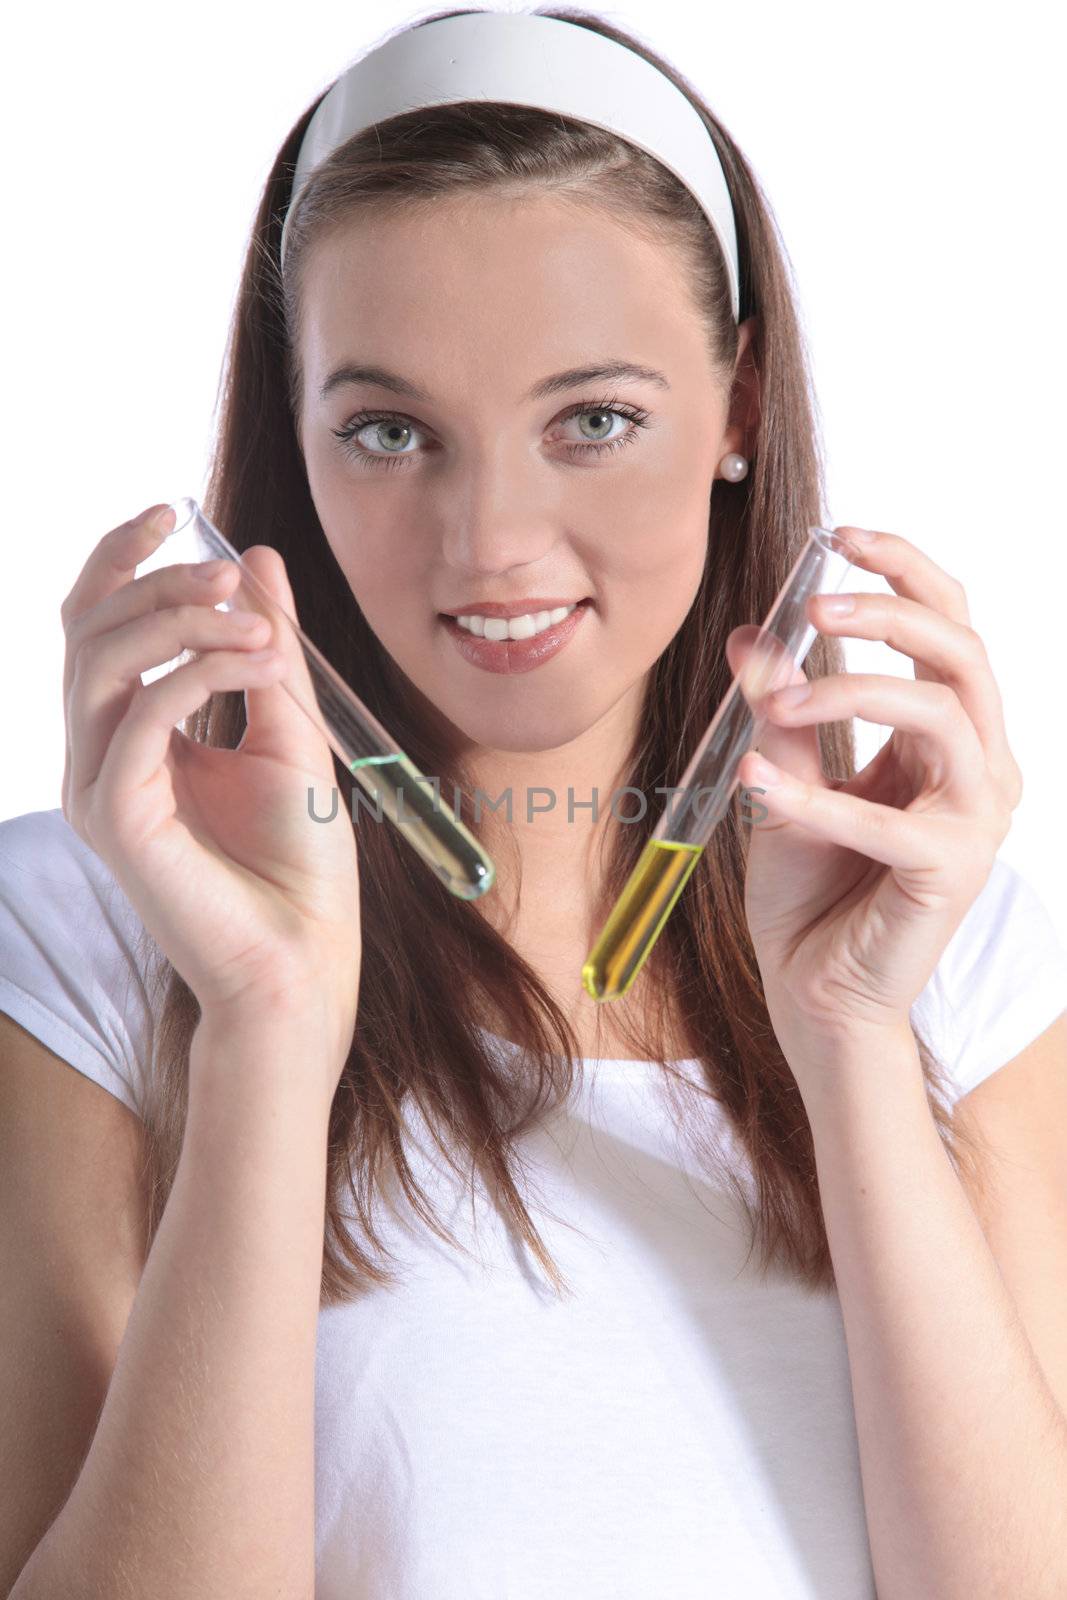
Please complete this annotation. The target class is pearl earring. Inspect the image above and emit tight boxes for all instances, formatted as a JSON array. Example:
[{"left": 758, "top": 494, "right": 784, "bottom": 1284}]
[{"left": 718, "top": 451, "right": 749, "bottom": 482}]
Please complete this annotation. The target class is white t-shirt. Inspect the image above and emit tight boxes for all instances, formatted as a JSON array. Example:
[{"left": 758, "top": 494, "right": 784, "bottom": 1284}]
[{"left": 2, "top": 805, "right": 1066, "bottom": 1600}]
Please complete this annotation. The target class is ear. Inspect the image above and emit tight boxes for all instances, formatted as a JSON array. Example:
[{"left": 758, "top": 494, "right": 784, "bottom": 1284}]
[{"left": 723, "top": 315, "right": 761, "bottom": 457}]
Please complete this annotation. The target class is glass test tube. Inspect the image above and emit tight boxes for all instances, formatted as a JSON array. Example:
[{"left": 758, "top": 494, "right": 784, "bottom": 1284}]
[
  {"left": 582, "top": 526, "right": 859, "bottom": 1001},
  {"left": 140, "top": 497, "right": 495, "bottom": 901}
]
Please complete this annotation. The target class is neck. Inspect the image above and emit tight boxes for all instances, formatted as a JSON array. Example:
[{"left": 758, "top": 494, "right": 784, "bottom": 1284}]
[{"left": 463, "top": 694, "right": 642, "bottom": 944}]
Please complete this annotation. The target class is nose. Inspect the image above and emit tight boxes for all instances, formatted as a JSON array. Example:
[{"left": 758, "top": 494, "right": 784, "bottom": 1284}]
[{"left": 436, "top": 445, "right": 562, "bottom": 576}]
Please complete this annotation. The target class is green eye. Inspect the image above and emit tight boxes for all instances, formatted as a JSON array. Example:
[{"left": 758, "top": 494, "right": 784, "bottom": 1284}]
[{"left": 331, "top": 395, "right": 651, "bottom": 470}]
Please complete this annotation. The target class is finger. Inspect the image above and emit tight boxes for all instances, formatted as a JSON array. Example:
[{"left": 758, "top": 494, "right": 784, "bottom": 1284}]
[
  {"left": 737, "top": 753, "right": 955, "bottom": 874},
  {"left": 60, "top": 505, "right": 178, "bottom": 816},
  {"left": 828, "top": 736, "right": 907, "bottom": 806},
  {"left": 835, "top": 526, "right": 972, "bottom": 627},
  {"left": 764, "top": 671, "right": 988, "bottom": 800},
  {"left": 229, "top": 545, "right": 340, "bottom": 786},
  {"left": 725, "top": 626, "right": 826, "bottom": 789},
  {"left": 63, "top": 557, "right": 245, "bottom": 706},
  {"left": 83, "top": 646, "right": 286, "bottom": 831},
  {"left": 61, "top": 505, "right": 178, "bottom": 632},
  {"left": 66, "top": 601, "right": 274, "bottom": 794},
  {"left": 807, "top": 587, "right": 1014, "bottom": 776}
]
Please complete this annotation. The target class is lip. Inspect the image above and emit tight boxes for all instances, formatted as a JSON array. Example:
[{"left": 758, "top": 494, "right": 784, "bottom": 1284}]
[
  {"left": 439, "top": 597, "right": 588, "bottom": 620},
  {"left": 440, "top": 598, "right": 592, "bottom": 675}
]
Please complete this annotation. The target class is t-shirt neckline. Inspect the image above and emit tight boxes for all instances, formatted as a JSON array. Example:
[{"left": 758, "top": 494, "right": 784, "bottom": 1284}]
[{"left": 475, "top": 1024, "right": 694, "bottom": 1068}]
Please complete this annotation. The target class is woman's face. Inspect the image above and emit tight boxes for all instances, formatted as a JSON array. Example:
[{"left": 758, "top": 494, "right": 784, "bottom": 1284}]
[{"left": 297, "top": 191, "right": 742, "bottom": 756}]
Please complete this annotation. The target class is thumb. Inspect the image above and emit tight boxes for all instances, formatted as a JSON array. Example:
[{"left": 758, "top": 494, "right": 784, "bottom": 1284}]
[
  {"left": 230, "top": 544, "right": 338, "bottom": 786},
  {"left": 725, "top": 625, "right": 826, "bottom": 789}
]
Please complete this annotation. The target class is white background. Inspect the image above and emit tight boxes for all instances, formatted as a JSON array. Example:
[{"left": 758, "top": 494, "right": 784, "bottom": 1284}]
[{"left": 2, "top": 0, "right": 1064, "bottom": 947}]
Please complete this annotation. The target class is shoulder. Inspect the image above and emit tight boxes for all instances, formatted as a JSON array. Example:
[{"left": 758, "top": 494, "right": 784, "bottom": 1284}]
[
  {"left": 910, "top": 853, "right": 1067, "bottom": 1103},
  {"left": 1, "top": 804, "right": 114, "bottom": 888},
  {"left": 0, "top": 807, "right": 161, "bottom": 1117},
  {"left": 0, "top": 805, "right": 142, "bottom": 943}
]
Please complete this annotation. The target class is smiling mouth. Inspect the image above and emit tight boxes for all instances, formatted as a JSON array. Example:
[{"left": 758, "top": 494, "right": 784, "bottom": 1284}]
[
  {"left": 441, "top": 598, "right": 592, "bottom": 642},
  {"left": 437, "top": 599, "right": 592, "bottom": 674},
  {"left": 438, "top": 596, "right": 592, "bottom": 617}
]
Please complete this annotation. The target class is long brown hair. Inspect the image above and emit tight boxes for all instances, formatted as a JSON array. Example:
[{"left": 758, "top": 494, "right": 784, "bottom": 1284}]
[{"left": 135, "top": 5, "right": 987, "bottom": 1303}]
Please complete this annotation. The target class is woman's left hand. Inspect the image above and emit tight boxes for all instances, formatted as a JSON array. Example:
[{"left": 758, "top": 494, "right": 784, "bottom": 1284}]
[{"left": 728, "top": 526, "right": 1024, "bottom": 1061}]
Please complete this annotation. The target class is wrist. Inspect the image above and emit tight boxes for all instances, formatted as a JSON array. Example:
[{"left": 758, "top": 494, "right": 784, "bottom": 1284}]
[
  {"left": 196, "top": 978, "right": 356, "bottom": 1053},
  {"left": 781, "top": 1013, "right": 918, "bottom": 1066},
  {"left": 190, "top": 1002, "right": 353, "bottom": 1121},
  {"left": 782, "top": 1018, "right": 930, "bottom": 1127},
  {"left": 760, "top": 983, "right": 915, "bottom": 1069}
]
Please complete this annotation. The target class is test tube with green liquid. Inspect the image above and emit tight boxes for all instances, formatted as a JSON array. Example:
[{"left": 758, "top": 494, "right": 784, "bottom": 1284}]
[
  {"left": 582, "top": 526, "right": 860, "bottom": 999},
  {"left": 142, "top": 497, "right": 495, "bottom": 901}
]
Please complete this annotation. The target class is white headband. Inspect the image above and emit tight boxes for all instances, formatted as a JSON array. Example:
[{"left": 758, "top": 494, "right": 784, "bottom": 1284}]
[{"left": 279, "top": 11, "right": 741, "bottom": 322}]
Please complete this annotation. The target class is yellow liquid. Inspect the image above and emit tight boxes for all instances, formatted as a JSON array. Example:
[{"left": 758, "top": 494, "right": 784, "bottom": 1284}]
[{"left": 581, "top": 837, "right": 704, "bottom": 1001}]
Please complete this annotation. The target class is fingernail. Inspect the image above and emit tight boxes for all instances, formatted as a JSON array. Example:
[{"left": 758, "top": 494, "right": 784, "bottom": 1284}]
[
  {"left": 773, "top": 682, "right": 811, "bottom": 707},
  {"left": 192, "top": 558, "right": 228, "bottom": 580},
  {"left": 841, "top": 526, "right": 876, "bottom": 543},
  {"left": 820, "top": 594, "right": 855, "bottom": 616},
  {"left": 748, "top": 753, "right": 782, "bottom": 787},
  {"left": 132, "top": 502, "right": 170, "bottom": 527}
]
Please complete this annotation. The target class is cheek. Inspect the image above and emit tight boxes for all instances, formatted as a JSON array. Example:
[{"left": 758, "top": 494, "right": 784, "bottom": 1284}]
[
  {"left": 589, "top": 464, "right": 711, "bottom": 671},
  {"left": 591, "top": 429, "right": 714, "bottom": 561},
  {"left": 309, "top": 457, "right": 428, "bottom": 613},
  {"left": 588, "top": 465, "right": 711, "bottom": 601},
  {"left": 321, "top": 521, "right": 424, "bottom": 625}
]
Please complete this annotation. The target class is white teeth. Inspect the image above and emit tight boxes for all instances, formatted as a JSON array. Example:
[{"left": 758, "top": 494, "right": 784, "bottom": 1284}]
[{"left": 456, "top": 603, "right": 577, "bottom": 641}]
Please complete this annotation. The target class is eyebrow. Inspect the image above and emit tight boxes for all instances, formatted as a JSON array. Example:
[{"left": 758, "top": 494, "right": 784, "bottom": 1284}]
[{"left": 318, "top": 358, "right": 671, "bottom": 405}]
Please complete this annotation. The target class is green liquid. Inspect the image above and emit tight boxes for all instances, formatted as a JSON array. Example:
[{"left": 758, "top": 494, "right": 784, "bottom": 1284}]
[{"left": 348, "top": 751, "right": 494, "bottom": 901}]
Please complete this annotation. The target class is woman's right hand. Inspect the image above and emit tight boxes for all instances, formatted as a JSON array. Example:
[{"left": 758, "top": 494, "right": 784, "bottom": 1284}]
[{"left": 60, "top": 504, "right": 363, "bottom": 1108}]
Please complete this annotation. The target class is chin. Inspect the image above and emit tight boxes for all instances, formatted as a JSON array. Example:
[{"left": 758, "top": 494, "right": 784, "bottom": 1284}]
[{"left": 439, "top": 703, "right": 602, "bottom": 757}]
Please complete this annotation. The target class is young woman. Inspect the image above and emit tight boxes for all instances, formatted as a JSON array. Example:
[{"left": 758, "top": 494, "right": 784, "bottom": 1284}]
[{"left": 3, "top": 7, "right": 1067, "bottom": 1598}]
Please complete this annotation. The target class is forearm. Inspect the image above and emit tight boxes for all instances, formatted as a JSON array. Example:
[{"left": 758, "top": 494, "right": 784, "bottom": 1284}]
[
  {"left": 11, "top": 1013, "right": 333, "bottom": 1600},
  {"left": 796, "top": 1029, "right": 1067, "bottom": 1600}
]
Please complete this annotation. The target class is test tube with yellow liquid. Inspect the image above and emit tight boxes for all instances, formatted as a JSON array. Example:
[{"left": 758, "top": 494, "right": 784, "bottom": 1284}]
[
  {"left": 582, "top": 527, "right": 859, "bottom": 1000},
  {"left": 139, "top": 497, "right": 495, "bottom": 901}
]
